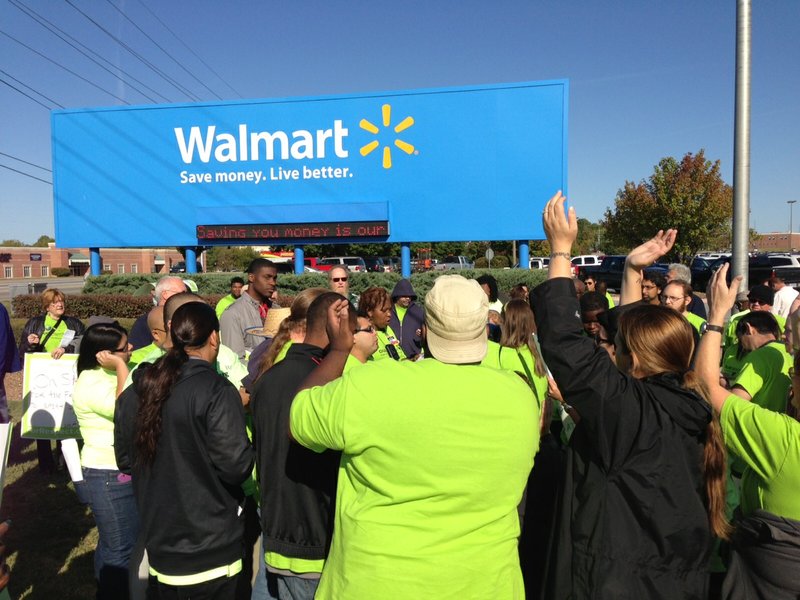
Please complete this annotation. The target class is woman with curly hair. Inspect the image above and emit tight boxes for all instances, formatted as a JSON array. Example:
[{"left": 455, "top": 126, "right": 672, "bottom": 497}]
[
  {"left": 120, "top": 302, "right": 254, "bottom": 598},
  {"left": 358, "top": 286, "right": 405, "bottom": 361}
]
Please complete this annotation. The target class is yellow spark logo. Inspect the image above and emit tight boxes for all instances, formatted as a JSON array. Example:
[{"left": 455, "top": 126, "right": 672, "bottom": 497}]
[{"left": 359, "top": 104, "right": 415, "bottom": 169}]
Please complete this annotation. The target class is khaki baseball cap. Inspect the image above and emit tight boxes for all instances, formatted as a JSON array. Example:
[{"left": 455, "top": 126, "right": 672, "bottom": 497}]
[{"left": 424, "top": 275, "right": 489, "bottom": 364}]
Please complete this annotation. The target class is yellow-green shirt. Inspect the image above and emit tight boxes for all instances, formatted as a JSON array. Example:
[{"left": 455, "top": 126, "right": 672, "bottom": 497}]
[
  {"left": 290, "top": 359, "right": 538, "bottom": 599},
  {"left": 43, "top": 314, "right": 68, "bottom": 353},
  {"left": 374, "top": 326, "right": 406, "bottom": 361},
  {"left": 72, "top": 368, "right": 119, "bottom": 469},
  {"left": 721, "top": 394, "right": 800, "bottom": 520}
]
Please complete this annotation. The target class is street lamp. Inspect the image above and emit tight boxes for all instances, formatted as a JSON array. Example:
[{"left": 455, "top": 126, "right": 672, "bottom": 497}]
[{"left": 789, "top": 200, "right": 797, "bottom": 252}]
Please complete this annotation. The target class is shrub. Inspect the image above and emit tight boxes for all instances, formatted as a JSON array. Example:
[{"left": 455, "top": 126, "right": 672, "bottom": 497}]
[
  {"left": 474, "top": 255, "right": 511, "bottom": 268},
  {"left": 15, "top": 269, "right": 548, "bottom": 317},
  {"left": 52, "top": 267, "right": 72, "bottom": 277},
  {"left": 82, "top": 273, "right": 247, "bottom": 295},
  {"left": 11, "top": 293, "right": 237, "bottom": 319}
]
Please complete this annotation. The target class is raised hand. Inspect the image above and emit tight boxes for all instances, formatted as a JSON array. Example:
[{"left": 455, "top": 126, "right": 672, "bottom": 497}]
[
  {"left": 625, "top": 229, "right": 678, "bottom": 270},
  {"left": 542, "top": 191, "right": 578, "bottom": 253},
  {"left": 96, "top": 350, "right": 125, "bottom": 371},
  {"left": 706, "top": 263, "right": 742, "bottom": 321},
  {"left": 325, "top": 299, "right": 354, "bottom": 354}
]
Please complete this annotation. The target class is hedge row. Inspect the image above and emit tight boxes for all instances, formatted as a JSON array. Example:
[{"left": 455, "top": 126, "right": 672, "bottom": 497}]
[
  {"left": 82, "top": 270, "right": 547, "bottom": 296},
  {"left": 10, "top": 292, "right": 299, "bottom": 319},
  {"left": 15, "top": 269, "right": 547, "bottom": 318}
]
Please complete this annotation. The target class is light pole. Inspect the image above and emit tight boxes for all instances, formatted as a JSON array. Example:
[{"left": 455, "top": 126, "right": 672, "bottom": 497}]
[{"left": 789, "top": 200, "right": 797, "bottom": 252}]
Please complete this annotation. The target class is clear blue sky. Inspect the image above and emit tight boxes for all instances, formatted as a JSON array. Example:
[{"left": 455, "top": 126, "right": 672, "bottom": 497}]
[{"left": 1, "top": 0, "right": 798, "bottom": 245}]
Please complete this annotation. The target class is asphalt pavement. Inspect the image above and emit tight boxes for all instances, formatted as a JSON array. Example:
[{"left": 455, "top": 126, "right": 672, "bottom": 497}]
[{"left": 0, "top": 276, "right": 85, "bottom": 304}]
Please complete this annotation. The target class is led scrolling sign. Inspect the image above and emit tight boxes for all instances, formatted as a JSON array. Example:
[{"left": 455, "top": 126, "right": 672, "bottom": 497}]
[{"left": 196, "top": 221, "right": 390, "bottom": 241}]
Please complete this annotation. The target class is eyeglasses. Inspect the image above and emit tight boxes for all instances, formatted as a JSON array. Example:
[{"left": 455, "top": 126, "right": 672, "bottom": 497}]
[
  {"left": 112, "top": 345, "right": 129, "bottom": 353},
  {"left": 332, "top": 277, "right": 348, "bottom": 283},
  {"left": 748, "top": 299, "right": 765, "bottom": 305},
  {"left": 641, "top": 284, "right": 657, "bottom": 290},
  {"left": 661, "top": 295, "right": 685, "bottom": 304},
  {"left": 355, "top": 326, "right": 375, "bottom": 334}
]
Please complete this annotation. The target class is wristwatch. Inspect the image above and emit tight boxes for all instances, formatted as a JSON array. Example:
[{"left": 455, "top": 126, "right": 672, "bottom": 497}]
[{"left": 700, "top": 323, "right": 724, "bottom": 335}]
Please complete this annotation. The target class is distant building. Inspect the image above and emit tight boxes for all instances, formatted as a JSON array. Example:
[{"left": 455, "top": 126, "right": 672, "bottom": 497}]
[
  {"left": 753, "top": 232, "right": 800, "bottom": 253},
  {"left": 0, "top": 244, "right": 185, "bottom": 279}
]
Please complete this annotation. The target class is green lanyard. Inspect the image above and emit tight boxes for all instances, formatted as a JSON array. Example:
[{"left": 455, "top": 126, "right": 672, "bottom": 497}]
[{"left": 498, "top": 345, "right": 539, "bottom": 403}]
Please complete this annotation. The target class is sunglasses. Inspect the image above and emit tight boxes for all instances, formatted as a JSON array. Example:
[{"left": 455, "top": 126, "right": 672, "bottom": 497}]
[
  {"left": 355, "top": 326, "right": 375, "bottom": 334},
  {"left": 332, "top": 277, "right": 348, "bottom": 283}
]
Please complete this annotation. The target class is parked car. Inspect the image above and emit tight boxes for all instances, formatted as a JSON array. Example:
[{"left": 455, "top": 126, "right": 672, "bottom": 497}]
[
  {"left": 379, "top": 257, "right": 399, "bottom": 272},
  {"left": 169, "top": 261, "right": 203, "bottom": 273},
  {"left": 317, "top": 256, "right": 367, "bottom": 272},
  {"left": 363, "top": 257, "right": 388, "bottom": 273},
  {"left": 303, "top": 257, "right": 323, "bottom": 270},
  {"left": 693, "top": 254, "right": 800, "bottom": 289},
  {"left": 570, "top": 254, "right": 603, "bottom": 278},
  {"left": 529, "top": 256, "right": 550, "bottom": 269},
  {"left": 581, "top": 255, "right": 668, "bottom": 292},
  {"left": 433, "top": 256, "right": 474, "bottom": 270}
]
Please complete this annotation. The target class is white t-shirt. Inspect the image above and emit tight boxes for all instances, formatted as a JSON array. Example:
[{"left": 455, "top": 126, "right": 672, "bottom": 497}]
[{"left": 772, "top": 285, "right": 799, "bottom": 319}]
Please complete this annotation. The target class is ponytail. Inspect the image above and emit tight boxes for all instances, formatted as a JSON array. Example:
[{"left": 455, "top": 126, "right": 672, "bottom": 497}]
[
  {"left": 135, "top": 302, "right": 218, "bottom": 467},
  {"left": 703, "top": 417, "right": 733, "bottom": 540},
  {"left": 135, "top": 348, "right": 188, "bottom": 466},
  {"left": 683, "top": 371, "right": 732, "bottom": 540}
]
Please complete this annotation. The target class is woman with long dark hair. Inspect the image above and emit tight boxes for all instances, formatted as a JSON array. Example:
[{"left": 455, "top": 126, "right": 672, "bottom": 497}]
[
  {"left": 72, "top": 321, "right": 137, "bottom": 599},
  {"left": 532, "top": 192, "right": 729, "bottom": 598},
  {"left": 358, "top": 287, "right": 406, "bottom": 361},
  {"left": 123, "top": 302, "right": 254, "bottom": 598}
]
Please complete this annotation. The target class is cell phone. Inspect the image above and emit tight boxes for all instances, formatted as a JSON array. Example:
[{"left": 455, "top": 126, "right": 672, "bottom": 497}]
[{"left": 385, "top": 344, "right": 400, "bottom": 360}]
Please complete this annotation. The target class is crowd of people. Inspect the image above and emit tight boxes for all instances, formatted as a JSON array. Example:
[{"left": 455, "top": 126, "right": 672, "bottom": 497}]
[{"left": 2, "top": 195, "right": 799, "bottom": 598}]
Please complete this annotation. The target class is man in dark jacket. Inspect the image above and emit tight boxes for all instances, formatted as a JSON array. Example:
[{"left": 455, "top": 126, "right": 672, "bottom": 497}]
[
  {"left": 0, "top": 303, "right": 20, "bottom": 423},
  {"left": 250, "top": 292, "right": 350, "bottom": 598},
  {"left": 388, "top": 279, "right": 424, "bottom": 359}
]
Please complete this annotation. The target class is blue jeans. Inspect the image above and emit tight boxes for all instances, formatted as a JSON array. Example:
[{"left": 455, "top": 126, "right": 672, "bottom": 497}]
[
  {"left": 84, "top": 467, "right": 140, "bottom": 600},
  {"left": 275, "top": 575, "right": 319, "bottom": 600}
]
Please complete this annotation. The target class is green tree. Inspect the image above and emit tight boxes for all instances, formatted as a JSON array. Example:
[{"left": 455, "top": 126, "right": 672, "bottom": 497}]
[
  {"left": 206, "top": 246, "right": 260, "bottom": 272},
  {"left": 32, "top": 235, "right": 55, "bottom": 247},
  {"left": 603, "top": 150, "right": 732, "bottom": 262},
  {"left": 1, "top": 239, "right": 24, "bottom": 247}
]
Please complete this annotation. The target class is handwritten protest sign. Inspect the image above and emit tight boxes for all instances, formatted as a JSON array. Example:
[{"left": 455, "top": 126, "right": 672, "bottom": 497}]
[{"left": 21, "top": 353, "right": 80, "bottom": 440}]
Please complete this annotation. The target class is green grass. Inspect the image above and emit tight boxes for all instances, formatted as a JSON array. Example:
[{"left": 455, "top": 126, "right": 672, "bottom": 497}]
[{"left": 2, "top": 393, "right": 98, "bottom": 599}]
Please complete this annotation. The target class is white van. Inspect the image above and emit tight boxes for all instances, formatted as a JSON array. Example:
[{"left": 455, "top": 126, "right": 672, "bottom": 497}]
[{"left": 529, "top": 256, "right": 550, "bottom": 269}]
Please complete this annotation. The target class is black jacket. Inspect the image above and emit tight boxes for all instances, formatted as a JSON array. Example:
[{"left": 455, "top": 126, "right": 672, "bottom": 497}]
[
  {"left": 388, "top": 279, "right": 425, "bottom": 358},
  {"left": 19, "top": 314, "right": 85, "bottom": 354},
  {"left": 532, "top": 278, "right": 713, "bottom": 599},
  {"left": 114, "top": 358, "right": 254, "bottom": 575},
  {"left": 722, "top": 509, "right": 800, "bottom": 599},
  {"left": 251, "top": 343, "right": 339, "bottom": 561}
]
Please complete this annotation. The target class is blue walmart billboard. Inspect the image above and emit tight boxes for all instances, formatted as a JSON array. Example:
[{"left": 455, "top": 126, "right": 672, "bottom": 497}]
[{"left": 52, "top": 80, "right": 568, "bottom": 247}]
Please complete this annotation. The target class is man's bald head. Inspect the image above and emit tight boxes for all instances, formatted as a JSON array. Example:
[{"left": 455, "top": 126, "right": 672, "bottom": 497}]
[
  {"left": 146, "top": 306, "right": 167, "bottom": 348},
  {"left": 162, "top": 292, "right": 206, "bottom": 348}
]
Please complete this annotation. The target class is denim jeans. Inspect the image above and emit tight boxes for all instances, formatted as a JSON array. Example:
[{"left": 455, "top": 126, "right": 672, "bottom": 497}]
[
  {"left": 275, "top": 575, "right": 319, "bottom": 600},
  {"left": 84, "top": 467, "right": 140, "bottom": 600}
]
